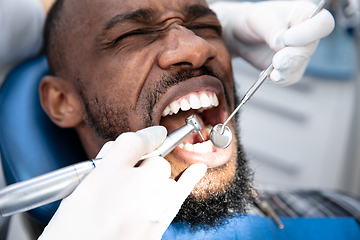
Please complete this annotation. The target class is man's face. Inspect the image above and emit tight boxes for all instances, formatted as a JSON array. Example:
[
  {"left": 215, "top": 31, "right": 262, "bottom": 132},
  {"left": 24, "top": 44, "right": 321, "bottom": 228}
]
[{"left": 48, "top": 0, "right": 252, "bottom": 228}]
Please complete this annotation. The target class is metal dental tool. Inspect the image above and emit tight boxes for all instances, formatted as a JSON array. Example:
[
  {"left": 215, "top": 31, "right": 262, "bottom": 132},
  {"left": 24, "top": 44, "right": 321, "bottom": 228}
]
[
  {"left": 210, "top": 0, "right": 327, "bottom": 149},
  {"left": 140, "top": 114, "right": 204, "bottom": 160},
  {"left": 0, "top": 114, "right": 203, "bottom": 217}
]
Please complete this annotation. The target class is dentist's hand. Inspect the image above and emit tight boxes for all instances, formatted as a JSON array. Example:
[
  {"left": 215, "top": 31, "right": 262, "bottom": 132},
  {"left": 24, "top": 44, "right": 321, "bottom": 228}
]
[
  {"left": 38, "top": 126, "right": 207, "bottom": 240},
  {"left": 210, "top": 1, "right": 335, "bottom": 85}
]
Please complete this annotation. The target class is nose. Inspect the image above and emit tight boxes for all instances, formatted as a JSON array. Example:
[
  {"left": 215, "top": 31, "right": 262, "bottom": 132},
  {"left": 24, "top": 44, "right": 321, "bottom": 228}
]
[{"left": 158, "top": 25, "right": 218, "bottom": 70}]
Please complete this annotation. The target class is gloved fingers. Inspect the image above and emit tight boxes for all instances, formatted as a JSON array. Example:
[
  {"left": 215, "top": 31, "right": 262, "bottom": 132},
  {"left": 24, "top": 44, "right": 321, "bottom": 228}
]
[
  {"left": 272, "top": 42, "right": 318, "bottom": 71},
  {"left": 176, "top": 164, "right": 207, "bottom": 195},
  {"left": 138, "top": 157, "right": 172, "bottom": 184},
  {"left": 170, "top": 164, "right": 207, "bottom": 208},
  {"left": 151, "top": 164, "right": 207, "bottom": 203},
  {"left": 147, "top": 178, "right": 177, "bottom": 223},
  {"left": 283, "top": 9, "right": 335, "bottom": 47},
  {"left": 270, "top": 62, "right": 308, "bottom": 86},
  {"left": 135, "top": 126, "right": 167, "bottom": 154},
  {"left": 270, "top": 42, "right": 317, "bottom": 84},
  {"left": 243, "top": 1, "right": 334, "bottom": 50},
  {"left": 147, "top": 164, "right": 207, "bottom": 223},
  {"left": 239, "top": 43, "right": 274, "bottom": 70},
  {"left": 145, "top": 180, "right": 182, "bottom": 240},
  {"left": 270, "top": 69, "right": 292, "bottom": 84},
  {"left": 101, "top": 126, "right": 167, "bottom": 168},
  {"left": 95, "top": 141, "right": 115, "bottom": 158},
  {"left": 244, "top": 2, "right": 290, "bottom": 51}
]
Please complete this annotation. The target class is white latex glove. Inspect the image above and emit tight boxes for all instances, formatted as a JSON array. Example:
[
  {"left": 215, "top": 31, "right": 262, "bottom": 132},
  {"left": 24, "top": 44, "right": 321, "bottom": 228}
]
[
  {"left": 38, "top": 126, "right": 207, "bottom": 240},
  {"left": 210, "top": 1, "right": 335, "bottom": 85}
]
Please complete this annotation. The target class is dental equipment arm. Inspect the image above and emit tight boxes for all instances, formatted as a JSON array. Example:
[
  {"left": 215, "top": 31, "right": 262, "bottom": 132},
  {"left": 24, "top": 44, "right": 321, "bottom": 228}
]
[{"left": 0, "top": 115, "right": 203, "bottom": 217}]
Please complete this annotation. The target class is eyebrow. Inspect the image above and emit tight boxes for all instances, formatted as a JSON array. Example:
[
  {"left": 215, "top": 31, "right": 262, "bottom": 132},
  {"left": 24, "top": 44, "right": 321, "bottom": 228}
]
[
  {"left": 184, "top": 4, "right": 216, "bottom": 20},
  {"left": 104, "top": 8, "right": 157, "bottom": 31},
  {"left": 103, "top": 4, "right": 216, "bottom": 32}
]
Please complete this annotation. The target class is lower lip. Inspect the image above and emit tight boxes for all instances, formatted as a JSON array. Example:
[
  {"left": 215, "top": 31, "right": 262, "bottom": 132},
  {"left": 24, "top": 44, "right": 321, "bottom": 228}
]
[{"left": 171, "top": 141, "right": 234, "bottom": 168}]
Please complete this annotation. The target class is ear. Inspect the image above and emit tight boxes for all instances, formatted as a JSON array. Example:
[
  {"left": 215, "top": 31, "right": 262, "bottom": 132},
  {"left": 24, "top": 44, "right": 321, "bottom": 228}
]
[{"left": 39, "top": 75, "right": 83, "bottom": 128}]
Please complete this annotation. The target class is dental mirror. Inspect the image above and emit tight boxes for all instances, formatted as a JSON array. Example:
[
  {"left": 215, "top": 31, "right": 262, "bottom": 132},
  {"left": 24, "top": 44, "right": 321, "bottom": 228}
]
[{"left": 210, "top": 124, "right": 232, "bottom": 149}]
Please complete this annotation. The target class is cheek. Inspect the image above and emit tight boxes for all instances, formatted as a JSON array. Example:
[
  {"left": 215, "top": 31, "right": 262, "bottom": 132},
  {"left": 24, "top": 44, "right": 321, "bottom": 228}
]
[
  {"left": 212, "top": 43, "right": 235, "bottom": 107},
  {"left": 217, "top": 45, "right": 234, "bottom": 82},
  {"left": 87, "top": 54, "right": 152, "bottom": 105}
]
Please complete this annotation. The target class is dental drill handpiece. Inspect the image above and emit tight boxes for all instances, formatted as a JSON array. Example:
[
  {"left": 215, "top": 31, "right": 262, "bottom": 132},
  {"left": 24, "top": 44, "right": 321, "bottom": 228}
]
[
  {"left": 209, "top": 0, "right": 327, "bottom": 149},
  {"left": 0, "top": 115, "right": 203, "bottom": 217}
]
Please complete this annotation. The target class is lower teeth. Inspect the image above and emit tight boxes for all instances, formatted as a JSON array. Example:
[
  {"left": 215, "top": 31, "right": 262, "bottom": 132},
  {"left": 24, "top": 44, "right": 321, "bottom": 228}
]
[
  {"left": 178, "top": 140, "right": 213, "bottom": 153},
  {"left": 205, "top": 124, "right": 212, "bottom": 135}
]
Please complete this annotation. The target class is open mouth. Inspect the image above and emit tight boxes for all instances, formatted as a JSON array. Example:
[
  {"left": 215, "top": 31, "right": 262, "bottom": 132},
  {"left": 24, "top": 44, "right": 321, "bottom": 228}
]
[
  {"left": 161, "top": 91, "right": 221, "bottom": 152},
  {"left": 157, "top": 77, "right": 234, "bottom": 167}
]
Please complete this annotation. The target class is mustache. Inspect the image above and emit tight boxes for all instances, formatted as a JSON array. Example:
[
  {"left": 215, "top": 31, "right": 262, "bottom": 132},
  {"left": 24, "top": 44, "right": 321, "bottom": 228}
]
[
  {"left": 143, "top": 66, "right": 230, "bottom": 126},
  {"left": 149, "top": 66, "right": 219, "bottom": 107}
]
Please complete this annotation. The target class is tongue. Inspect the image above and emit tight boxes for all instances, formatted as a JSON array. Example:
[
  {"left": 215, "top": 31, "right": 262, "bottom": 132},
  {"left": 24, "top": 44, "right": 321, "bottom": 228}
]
[{"left": 160, "top": 111, "right": 209, "bottom": 144}]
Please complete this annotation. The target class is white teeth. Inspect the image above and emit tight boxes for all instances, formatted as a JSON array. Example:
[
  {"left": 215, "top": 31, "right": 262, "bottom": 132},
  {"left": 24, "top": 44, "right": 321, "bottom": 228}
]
[
  {"left": 209, "top": 93, "right": 219, "bottom": 107},
  {"left": 180, "top": 99, "right": 191, "bottom": 111},
  {"left": 205, "top": 125, "right": 213, "bottom": 136},
  {"left": 200, "top": 93, "right": 211, "bottom": 108},
  {"left": 178, "top": 140, "right": 214, "bottom": 153},
  {"left": 184, "top": 142, "right": 194, "bottom": 151},
  {"left": 214, "top": 95, "right": 219, "bottom": 106},
  {"left": 170, "top": 101, "right": 180, "bottom": 114},
  {"left": 162, "top": 106, "right": 170, "bottom": 117},
  {"left": 189, "top": 94, "right": 202, "bottom": 109},
  {"left": 193, "top": 143, "right": 202, "bottom": 152},
  {"left": 162, "top": 92, "right": 220, "bottom": 117}
]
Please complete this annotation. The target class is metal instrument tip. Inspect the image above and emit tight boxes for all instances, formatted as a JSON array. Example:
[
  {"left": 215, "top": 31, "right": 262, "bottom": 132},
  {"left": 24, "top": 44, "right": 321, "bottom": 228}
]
[{"left": 197, "top": 131, "right": 205, "bottom": 142}]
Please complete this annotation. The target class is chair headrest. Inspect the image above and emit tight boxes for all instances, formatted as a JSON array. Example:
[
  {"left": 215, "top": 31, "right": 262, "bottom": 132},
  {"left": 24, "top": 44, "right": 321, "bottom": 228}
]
[{"left": 0, "top": 56, "right": 87, "bottom": 225}]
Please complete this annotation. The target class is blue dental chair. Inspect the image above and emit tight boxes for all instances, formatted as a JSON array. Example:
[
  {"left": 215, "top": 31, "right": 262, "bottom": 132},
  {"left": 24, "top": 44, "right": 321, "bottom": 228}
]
[{"left": 0, "top": 56, "right": 87, "bottom": 225}]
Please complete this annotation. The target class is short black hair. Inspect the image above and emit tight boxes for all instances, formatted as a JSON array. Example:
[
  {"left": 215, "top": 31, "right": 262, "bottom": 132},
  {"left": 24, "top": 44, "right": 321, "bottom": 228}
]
[{"left": 43, "top": 0, "right": 66, "bottom": 75}]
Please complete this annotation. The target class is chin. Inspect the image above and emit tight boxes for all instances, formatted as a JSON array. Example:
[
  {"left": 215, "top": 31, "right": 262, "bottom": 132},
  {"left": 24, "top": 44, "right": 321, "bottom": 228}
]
[{"left": 172, "top": 137, "right": 254, "bottom": 230}]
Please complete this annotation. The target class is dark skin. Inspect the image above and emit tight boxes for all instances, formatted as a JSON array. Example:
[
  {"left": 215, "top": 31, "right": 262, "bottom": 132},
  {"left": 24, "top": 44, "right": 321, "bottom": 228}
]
[{"left": 40, "top": 0, "right": 238, "bottom": 198}]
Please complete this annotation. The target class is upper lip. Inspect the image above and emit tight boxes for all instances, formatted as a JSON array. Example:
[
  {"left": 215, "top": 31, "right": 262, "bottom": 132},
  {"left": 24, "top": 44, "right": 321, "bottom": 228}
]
[{"left": 153, "top": 75, "right": 227, "bottom": 125}]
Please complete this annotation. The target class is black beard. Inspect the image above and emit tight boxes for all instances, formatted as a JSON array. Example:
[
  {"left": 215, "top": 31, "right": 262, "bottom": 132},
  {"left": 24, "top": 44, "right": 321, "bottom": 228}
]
[{"left": 172, "top": 122, "right": 254, "bottom": 231}]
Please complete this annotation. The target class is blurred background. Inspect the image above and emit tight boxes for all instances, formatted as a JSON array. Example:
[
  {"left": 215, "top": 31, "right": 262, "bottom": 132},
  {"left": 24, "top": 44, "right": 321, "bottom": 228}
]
[{"left": 213, "top": 0, "right": 360, "bottom": 195}]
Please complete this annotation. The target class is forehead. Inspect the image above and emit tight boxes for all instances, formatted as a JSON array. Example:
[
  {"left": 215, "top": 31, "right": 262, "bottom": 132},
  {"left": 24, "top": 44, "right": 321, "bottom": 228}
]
[{"left": 65, "top": 0, "right": 210, "bottom": 23}]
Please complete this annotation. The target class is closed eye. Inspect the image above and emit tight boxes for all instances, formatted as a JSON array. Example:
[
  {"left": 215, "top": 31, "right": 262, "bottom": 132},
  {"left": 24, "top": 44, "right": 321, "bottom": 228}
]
[
  {"left": 104, "top": 28, "right": 157, "bottom": 49},
  {"left": 189, "top": 24, "right": 222, "bottom": 38}
]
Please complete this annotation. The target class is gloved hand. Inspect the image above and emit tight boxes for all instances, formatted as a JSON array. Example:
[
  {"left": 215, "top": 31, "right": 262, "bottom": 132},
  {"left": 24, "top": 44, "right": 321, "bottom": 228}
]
[
  {"left": 210, "top": 1, "right": 335, "bottom": 85},
  {"left": 38, "top": 126, "right": 207, "bottom": 240}
]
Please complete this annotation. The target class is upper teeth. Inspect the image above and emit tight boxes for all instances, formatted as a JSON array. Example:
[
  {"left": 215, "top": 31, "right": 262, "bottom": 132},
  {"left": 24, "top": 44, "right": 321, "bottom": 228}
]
[{"left": 162, "top": 92, "right": 219, "bottom": 117}]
